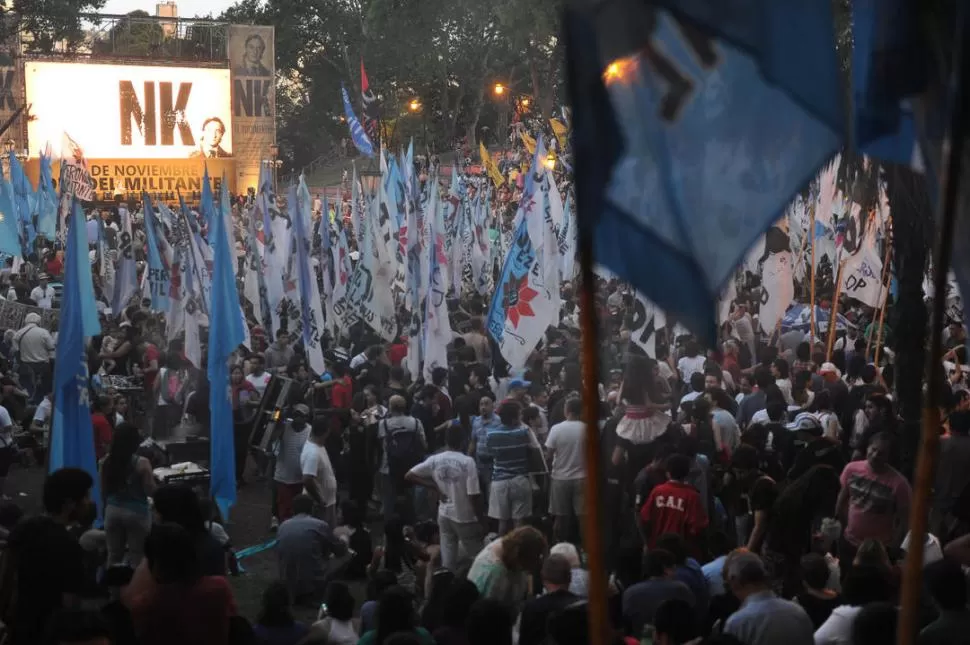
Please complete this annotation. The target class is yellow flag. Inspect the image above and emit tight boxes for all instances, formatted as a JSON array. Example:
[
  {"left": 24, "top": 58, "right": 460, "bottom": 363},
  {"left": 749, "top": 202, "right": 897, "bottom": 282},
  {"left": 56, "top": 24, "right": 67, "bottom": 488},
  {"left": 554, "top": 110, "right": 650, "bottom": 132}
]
[
  {"left": 550, "top": 118, "right": 568, "bottom": 150},
  {"left": 479, "top": 142, "right": 505, "bottom": 187},
  {"left": 520, "top": 130, "right": 537, "bottom": 155}
]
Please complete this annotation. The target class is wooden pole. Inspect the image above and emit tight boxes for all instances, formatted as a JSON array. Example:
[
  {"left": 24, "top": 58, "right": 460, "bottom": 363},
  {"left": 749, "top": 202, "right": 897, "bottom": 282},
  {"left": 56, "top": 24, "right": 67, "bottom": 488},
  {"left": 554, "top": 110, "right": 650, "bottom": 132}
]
[
  {"left": 897, "top": 35, "right": 969, "bottom": 643},
  {"left": 872, "top": 246, "right": 893, "bottom": 367},
  {"left": 867, "top": 234, "right": 894, "bottom": 359},
  {"left": 825, "top": 259, "right": 845, "bottom": 362},
  {"left": 810, "top": 206, "right": 817, "bottom": 345},
  {"left": 577, "top": 222, "right": 611, "bottom": 645}
]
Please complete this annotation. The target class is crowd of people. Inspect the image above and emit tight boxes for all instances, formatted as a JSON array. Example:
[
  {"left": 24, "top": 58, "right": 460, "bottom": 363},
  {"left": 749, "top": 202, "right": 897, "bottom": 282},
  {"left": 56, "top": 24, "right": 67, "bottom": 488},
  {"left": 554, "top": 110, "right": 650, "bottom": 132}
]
[{"left": 0, "top": 120, "right": 967, "bottom": 645}]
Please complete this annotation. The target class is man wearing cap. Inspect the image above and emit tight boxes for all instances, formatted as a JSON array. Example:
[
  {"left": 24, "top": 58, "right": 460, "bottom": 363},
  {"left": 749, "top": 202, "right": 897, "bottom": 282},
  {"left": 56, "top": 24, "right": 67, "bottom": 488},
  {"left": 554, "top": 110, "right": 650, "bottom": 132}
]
[
  {"left": 29, "top": 274, "right": 54, "bottom": 310},
  {"left": 13, "top": 313, "right": 55, "bottom": 404},
  {"left": 723, "top": 551, "right": 814, "bottom": 645}
]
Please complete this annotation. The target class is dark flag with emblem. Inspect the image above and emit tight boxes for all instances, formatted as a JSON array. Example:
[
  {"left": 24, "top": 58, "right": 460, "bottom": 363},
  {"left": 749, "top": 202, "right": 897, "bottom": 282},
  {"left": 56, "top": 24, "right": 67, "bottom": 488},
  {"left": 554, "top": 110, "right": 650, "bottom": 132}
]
[{"left": 360, "top": 58, "right": 381, "bottom": 149}]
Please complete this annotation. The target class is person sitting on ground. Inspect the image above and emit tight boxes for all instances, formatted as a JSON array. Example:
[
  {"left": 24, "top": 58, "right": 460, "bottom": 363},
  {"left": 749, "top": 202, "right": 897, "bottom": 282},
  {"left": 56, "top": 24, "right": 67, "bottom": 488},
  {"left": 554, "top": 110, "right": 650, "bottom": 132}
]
[
  {"left": 519, "top": 554, "right": 579, "bottom": 645},
  {"left": 722, "top": 551, "right": 814, "bottom": 645},
  {"left": 794, "top": 553, "right": 841, "bottom": 629},
  {"left": 357, "top": 586, "right": 435, "bottom": 645},
  {"left": 430, "top": 579, "right": 481, "bottom": 645},
  {"left": 621, "top": 549, "right": 695, "bottom": 636},
  {"left": 127, "top": 522, "right": 238, "bottom": 645},
  {"left": 6, "top": 468, "right": 94, "bottom": 645},
  {"left": 304, "top": 581, "right": 358, "bottom": 645},
  {"left": 654, "top": 598, "right": 698, "bottom": 645},
  {"left": 252, "top": 581, "right": 309, "bottom": 645},
  {"left": 918, "top": 558, "right": 970, "bottom": 645}
]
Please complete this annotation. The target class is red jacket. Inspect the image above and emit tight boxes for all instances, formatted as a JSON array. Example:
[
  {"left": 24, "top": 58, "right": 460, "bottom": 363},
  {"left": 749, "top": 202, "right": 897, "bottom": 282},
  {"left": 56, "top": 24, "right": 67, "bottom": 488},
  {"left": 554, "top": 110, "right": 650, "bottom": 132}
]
[{"left": 640, "top": 480, "right": 708, "bottom": 548}]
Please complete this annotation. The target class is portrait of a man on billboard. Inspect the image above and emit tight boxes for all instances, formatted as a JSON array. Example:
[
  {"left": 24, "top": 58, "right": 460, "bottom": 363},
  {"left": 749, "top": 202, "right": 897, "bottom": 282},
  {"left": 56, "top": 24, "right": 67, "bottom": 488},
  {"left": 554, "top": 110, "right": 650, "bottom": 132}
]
[
  {"left": 189, "top": 117, "right": 231, "bottom": 158},
  {"left": 236, "top": 33, "right": 271, "bottom": 77}
]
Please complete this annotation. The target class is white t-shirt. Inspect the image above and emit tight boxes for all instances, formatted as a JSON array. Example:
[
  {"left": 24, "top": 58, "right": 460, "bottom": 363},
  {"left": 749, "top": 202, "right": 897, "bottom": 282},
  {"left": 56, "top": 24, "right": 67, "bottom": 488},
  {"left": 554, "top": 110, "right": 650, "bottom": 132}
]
[
  {"left": 677, "top": 355, "right": 706, "bottom": 382},
  {"left": 29, "top": 285, "right": 54, "bottom": 309},
  {"left": 273, "top": 424, "right": 311, "bottom": 484},
  {"left": 408, "top": 450, "right": 480, "bottom": 523},
  {"left": 0, "top": 405, "right": 12, "bottom": 446},
  {"left": 33, "top": 398, "right": 52, "bottom": 426},
  {"left": 545, "top": 420, "right": 586, "bottom": 480},
  {"left": 300, "top": 440, "right": 338, "bottom": 507},
  {"left": 245, "top": 371, "right": 272, "bottom": 396}
]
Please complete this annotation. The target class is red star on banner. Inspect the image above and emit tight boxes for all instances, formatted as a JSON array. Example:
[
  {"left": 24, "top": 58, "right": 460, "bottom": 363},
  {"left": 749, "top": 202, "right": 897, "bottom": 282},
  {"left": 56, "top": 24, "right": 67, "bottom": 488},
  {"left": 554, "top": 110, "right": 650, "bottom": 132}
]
[
  {"left": 398, "top": 225, "right": 408, "bottom": 258},
  {"left": 434, "top": 233, "right": 447, "bottom": 266},
  {"left": 502, "top": 274, "right": 538, "bottom": 328}
]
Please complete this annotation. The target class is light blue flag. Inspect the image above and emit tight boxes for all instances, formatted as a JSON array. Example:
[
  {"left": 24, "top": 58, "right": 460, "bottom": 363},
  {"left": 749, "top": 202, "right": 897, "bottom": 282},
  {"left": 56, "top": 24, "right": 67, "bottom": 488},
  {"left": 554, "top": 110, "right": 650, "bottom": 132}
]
[
  {"left": 200, "top": 165, "right": 215, "bottom": 231},
  {"left": 36, "top": 151, "right": 58, "bottom": 239},
  {"left": 341, "top": 83, "right": 375, "bottom": 157},
  {"left": 49, "top": 199, "right": 102, "bottom": 516},
  {"left": 0, "top": 177, "right": 21, "bottom": 257},
  {"left": 208, "top": 173, "right": 246, "bottom": 518},
  {"left": 9, "top": 153, "right": 35, "bottom": 250},
  {"left": 142, "top": 193, "right": 171, "bottom": 312},
  {"left": 565, "top": 1, "right": 844, "bottom": 344}
]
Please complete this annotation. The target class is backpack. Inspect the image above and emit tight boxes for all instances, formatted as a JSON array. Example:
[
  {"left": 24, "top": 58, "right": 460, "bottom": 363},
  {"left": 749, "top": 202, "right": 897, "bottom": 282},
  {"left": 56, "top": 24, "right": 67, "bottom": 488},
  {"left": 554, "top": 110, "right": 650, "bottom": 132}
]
[
  {"left": 382, "top": 418, "right": 423, "bottom": 484},
  {"left": 160, "top": 368, "right": 182, "bottom": 406}
]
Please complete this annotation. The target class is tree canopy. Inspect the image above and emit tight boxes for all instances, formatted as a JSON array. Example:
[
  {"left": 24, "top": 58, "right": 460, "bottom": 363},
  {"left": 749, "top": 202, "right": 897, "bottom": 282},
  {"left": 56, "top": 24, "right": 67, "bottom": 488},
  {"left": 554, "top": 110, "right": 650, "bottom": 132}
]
[
  {"left": 4, "top": 0, "right": 107, "bottom": 53},
  {"left": 220, "top": 0, "right": 564, "bottom": 171}
]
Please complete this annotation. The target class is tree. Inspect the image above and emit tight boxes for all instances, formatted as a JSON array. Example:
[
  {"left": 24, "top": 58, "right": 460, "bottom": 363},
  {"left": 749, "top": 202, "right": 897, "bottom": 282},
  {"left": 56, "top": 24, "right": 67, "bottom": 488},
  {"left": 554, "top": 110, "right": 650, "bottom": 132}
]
[
  {"left": 92, "top": 10, "right": 166, "bottom": 58},
  {"left": 4, "top": 0, "right": 107, "bottom": 53}
]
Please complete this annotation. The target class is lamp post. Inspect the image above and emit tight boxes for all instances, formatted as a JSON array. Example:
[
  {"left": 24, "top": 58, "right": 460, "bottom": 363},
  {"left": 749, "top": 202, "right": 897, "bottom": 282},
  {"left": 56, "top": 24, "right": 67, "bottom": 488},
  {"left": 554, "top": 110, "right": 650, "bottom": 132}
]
[
  {"left": 264, "top": 143, "right": 282, "bottom": 194},
  {"left": 359, "top": 166, "right": 381, "bottom": 196}
]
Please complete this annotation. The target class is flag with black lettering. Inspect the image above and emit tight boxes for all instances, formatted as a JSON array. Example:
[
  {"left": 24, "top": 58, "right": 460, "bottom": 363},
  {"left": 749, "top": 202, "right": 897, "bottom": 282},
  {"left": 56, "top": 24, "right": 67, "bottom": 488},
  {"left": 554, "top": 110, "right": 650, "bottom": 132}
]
[{"left": 631, "top": 292, "right": 665, "bottom": 357}]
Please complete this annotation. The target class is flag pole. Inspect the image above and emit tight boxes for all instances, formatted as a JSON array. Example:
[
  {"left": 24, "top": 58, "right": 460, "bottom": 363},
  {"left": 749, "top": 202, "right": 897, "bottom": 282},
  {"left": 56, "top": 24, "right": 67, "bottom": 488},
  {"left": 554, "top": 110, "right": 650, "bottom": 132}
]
[
  {"left": 825, "top": 258, "right": 845, "bottom": 362},
  {"left": 897, "top": 42, "right": 969, "bottom": 645},
  {"left": 866, "top": 231, "right": 893, "bottom": 359},
  {"left": 577, "top": 223, "right": 611, "bottom": 645},
  {"left": 809, "top": 206, "right": 817, "bottom": 345}
]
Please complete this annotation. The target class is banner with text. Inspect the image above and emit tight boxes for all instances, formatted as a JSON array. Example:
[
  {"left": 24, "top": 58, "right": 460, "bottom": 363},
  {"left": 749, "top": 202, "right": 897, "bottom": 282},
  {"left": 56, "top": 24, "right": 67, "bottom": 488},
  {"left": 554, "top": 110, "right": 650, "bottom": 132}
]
[
  {"left": 229, "top": 25, "right": 277, "bottom": 195},
  {"left": 26, "top": 159, "right": 235, "bottom": 203}
]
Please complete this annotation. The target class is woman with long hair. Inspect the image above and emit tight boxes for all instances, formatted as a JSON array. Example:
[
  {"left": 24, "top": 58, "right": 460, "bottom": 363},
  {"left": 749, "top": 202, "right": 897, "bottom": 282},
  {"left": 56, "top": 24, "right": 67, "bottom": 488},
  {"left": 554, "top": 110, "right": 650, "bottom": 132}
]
[
  {"left": 101, "top": 423, "right": 155, "bottom": 567},
  {"left": 611, "top": 356, "right": 672, "bottom": 475},
  {"left": 466, "top": 526, "right": 547, "bottom": 611},
  {"left": 762, "top": 465, "right": 842, "bottom": 596},
  {"left": 253, "top": 581, "right": 308, "bottom": 645}
]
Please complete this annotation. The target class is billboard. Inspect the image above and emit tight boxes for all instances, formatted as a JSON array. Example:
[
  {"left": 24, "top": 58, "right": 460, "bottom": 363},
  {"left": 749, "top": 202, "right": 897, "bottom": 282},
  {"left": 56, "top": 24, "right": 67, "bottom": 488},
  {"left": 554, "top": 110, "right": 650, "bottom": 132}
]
[
  {"left": 229, "top": 25, "right": 276, "bottom": 193},
  {"left": 25, "top": 61, "right": 233, "bottom": 160}
]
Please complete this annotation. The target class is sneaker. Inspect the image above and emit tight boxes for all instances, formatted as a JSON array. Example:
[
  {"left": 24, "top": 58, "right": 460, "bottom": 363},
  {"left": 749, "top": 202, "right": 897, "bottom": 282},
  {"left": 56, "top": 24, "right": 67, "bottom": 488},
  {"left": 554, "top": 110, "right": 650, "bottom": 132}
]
[{"left": 269, "top": 516, "right": 279, "bottom": 532}]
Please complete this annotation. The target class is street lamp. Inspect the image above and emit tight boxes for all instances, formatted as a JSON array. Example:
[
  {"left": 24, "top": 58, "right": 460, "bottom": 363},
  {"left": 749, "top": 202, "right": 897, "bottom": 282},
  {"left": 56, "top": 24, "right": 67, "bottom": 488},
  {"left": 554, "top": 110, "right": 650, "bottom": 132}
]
[
  {"left": 359, "top": 167, "right": 381, "bottom": 196},
  {"left": 493, "top": 83, "right": 506, "bottom": 97},
  {"left": 408, "top": 99, "right": 421, "bottom": 112}
]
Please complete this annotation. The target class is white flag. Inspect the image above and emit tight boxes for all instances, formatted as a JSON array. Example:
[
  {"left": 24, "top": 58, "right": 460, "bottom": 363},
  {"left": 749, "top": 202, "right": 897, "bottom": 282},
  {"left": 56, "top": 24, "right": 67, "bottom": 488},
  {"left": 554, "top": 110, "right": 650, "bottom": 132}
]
[
  {"left": 841, "top": 239, "right": 884, "bottom": 308},
  {"left": 760, "top": 250, "right": 794, "bottom": 333}
]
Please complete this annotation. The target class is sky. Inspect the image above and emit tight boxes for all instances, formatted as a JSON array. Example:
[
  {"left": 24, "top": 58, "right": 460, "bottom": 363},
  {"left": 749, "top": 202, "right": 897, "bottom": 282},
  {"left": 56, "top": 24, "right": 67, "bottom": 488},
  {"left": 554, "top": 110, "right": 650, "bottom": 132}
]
[{"left": 101, "top": 0, "right": 239, "bottom": 19}]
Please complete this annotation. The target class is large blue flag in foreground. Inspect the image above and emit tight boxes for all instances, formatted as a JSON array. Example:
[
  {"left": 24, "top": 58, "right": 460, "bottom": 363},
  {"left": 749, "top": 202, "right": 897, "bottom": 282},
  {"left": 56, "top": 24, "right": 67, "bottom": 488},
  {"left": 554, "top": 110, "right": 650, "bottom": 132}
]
[
  {"left": 565, "top": 1, "right": 844, "bottom": 343},
  {"left": 50, "top": 200, "right": 102, "bottom": 514},
  {"left": 341, "top": 84, "right": 375, "bottom": 157},
  {"left": 208, "top": 174, "right": 246, "bottom": 518},
  {"left": 37, "top": 151, "right": 58, "bottom": 240}
]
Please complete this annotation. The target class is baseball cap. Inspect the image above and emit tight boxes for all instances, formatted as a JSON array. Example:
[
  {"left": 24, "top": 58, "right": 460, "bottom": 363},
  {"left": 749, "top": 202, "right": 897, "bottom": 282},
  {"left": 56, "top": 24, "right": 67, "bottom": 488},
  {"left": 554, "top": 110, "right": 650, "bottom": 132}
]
[
  {"left": 293, "top": 404, "right": 310, "bottom": 417},
  {"left": 819, "top": 362, "right": 842, "bottom": 379},
  {"left": 786, "top": 412, "right": 823, "bottom": 435},
  {"left": 508, "top": 377, "right": 532, "bottom": 390}
]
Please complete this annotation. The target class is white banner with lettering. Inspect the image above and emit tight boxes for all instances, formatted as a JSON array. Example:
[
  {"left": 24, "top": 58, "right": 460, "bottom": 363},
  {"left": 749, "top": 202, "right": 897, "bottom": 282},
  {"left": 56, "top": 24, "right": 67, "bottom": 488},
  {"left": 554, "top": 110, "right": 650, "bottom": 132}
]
[{"left": 841, "top": 241, "right": 884, "bottom": 308}]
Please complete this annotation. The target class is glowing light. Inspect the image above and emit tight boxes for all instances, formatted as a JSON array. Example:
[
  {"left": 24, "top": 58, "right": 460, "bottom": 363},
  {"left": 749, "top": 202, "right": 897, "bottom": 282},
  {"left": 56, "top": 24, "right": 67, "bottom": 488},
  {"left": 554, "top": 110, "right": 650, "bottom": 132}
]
[
  {"left": 493, "top": 83, "right": 506, "bottom": 96},
  {"left": 409, "top": 99, "right": 421, "bottom": 112},
  {"left": 543, "top": 154, "right": 556, "bottom": 170},
  {"left": 602, "top": 57, "right": 636, "bottom": 85},
  {"left": 520, "top": 98, "right": 530, "bottom": 108}
]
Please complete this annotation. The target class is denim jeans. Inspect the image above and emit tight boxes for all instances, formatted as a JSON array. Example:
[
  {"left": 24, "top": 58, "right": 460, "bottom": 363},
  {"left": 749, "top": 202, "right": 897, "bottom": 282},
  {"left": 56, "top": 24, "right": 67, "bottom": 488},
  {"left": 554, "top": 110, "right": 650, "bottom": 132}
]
[{"left": 104, "top": 503, "right": 152, "bottom": 567}]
